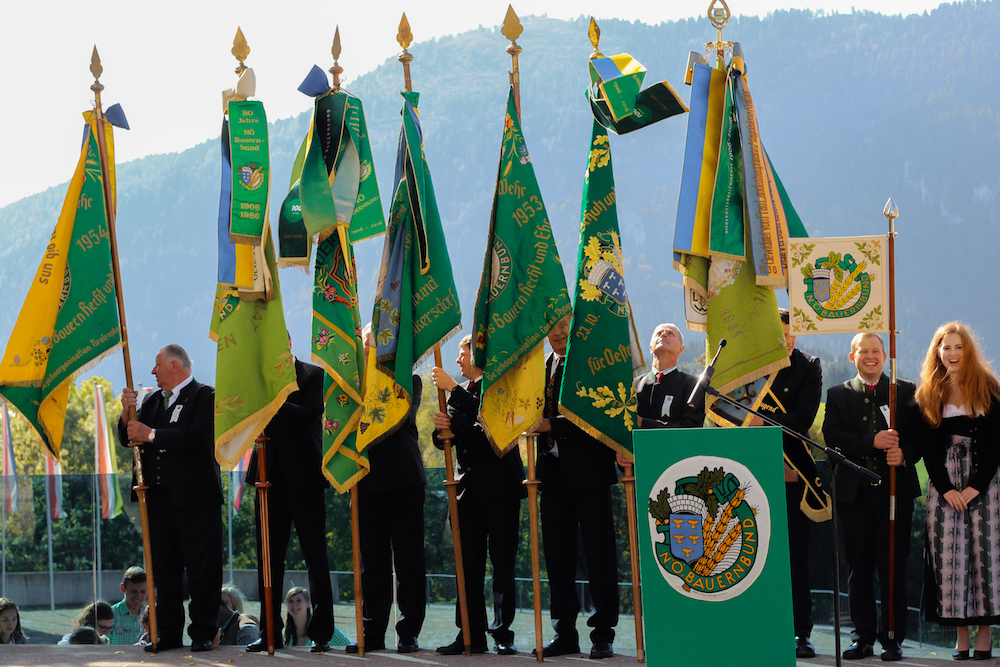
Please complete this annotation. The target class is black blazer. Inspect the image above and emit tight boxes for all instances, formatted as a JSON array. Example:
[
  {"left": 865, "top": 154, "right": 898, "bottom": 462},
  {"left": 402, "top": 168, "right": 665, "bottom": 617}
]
[
  {"left": 536, "top": 353, "right": 618, "bottom": 492},
  {"left": 433, "top": 378, "right": 526, "bottom": 504},
  {"left": 246, "top": 359, "right": 329, "bottom": 495},
  {"left": 360, "top": 375, "right": 427, "bottom": 496},
  {"left": 758, "top": 348, "right": 823, "bottom": 480},
  {"left": 117, "top": 378, "right": 223, "bottom": 508},
  {"left": 634, "top": 368, "right": 705, "bottom": 428},
  {"left": 922, "top": 397, "right": 1000, "bottom": 495},
  {"left": 823, "top": 376, "right": 921, "bottom": 503}
]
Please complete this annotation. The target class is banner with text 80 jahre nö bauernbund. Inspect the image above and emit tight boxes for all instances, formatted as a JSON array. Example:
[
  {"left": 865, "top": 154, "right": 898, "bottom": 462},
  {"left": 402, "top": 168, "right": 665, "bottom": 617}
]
[{"left": 633, "top": 426, "right": 794, "bottom": 667}]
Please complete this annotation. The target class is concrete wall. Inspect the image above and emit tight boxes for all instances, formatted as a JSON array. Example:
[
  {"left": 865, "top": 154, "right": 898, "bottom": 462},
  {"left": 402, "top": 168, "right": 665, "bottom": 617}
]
[{"left": 1, "top": 570, "right": 337, "bottom": 610}]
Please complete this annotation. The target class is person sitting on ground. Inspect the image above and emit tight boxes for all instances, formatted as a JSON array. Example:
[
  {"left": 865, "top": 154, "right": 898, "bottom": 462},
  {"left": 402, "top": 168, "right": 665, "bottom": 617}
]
[
  {"left": 215, "top": 598, "right": 260, "bottom": 646},
  {"left": 221, "top": 583, "right": 246, "bottom": 614},
  {"left": 70, "top": 627, "right": 105, "bottom": 645},
  {"left": 0, "top": 598, "right": 28, "bottom": 644},
  {"left": 58, "top": 601, "right": 114, "bottom": 645},
  {"left": 280, "top": 587, "right": 349, "bottom": 649},
  {"left": 135, "top": 607, "right": 151, "bottom": 646},
  {"left": 110, "top": 566, "right": 147, "bottom": 645}
]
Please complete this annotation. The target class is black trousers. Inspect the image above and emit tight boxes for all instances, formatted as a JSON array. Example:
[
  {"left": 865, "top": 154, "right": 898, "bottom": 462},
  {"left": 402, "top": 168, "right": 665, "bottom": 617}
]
[
  {"left": 786, "top": 481, "right": 813, "bottom": 638},
  {"left": 147, "top": 488, "right": 223, "bottom": 645},
  {"left": 452, "top": 497, "right": 522, "bottom": 646},
  {"left": 254, "top": 486, "right": 334, "bottom": 644},
  {"left": 839, "top": 485, "right": 913, "bottom": 645},
  {"left": 540, "top": 473, "right": 618, "bottom": 645},
  {"left": 358, "top": 484, "right": 427, "bottom": 642}
]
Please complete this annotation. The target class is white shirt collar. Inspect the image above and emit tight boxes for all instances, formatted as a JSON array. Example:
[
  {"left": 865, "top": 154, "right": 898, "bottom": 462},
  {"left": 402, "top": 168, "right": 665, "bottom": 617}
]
[{"left": 164, "top": 375, "right": 193, "bottom": 407}]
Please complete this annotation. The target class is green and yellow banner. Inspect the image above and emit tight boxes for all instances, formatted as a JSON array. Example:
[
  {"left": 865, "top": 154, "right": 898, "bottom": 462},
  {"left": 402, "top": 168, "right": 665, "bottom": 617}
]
[
  {"left": 0, "top": 113, "right": 123, "bottom": 458},
  {"left": 211, "top": 232, "right": 298, "bottom": 469},
  {"left": 358, "top": 91, "right": 461, "bottom": 450},
  {"left": 311, "top": 231, "right": 368, "bottom": 492},
  {"left": 559, "top": 121, "right": 643, "bottom": 457},
  {"left": 471, "top": 89, "right": 571, "bottom": 456},
  {"left": 279, "top": 72, "right": 385, "bottom": 267}
]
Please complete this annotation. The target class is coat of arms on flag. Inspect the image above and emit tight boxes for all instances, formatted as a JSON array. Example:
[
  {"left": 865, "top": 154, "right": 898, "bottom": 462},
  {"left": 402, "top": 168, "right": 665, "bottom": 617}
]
[{"left": 787, "top": 236, "right": 888, "bottom": 335}]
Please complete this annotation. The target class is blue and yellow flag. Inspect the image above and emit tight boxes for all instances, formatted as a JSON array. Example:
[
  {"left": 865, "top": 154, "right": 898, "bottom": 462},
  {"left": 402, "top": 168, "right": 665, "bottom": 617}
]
[
  {"left": 672, "top": 47, "right": 812, "bottom": 422},
  {"left": 358, "top": 91, "right": 461, "bottom": 450},
  {"left": 0, "top": 112, "right": 124, "bottom": 457}
]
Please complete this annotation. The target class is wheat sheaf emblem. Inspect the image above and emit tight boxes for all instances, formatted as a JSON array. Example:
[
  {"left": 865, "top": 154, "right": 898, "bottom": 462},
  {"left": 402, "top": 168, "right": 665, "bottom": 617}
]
[{"left": 650, "top": 466, "right": 761, "bottom": 595}]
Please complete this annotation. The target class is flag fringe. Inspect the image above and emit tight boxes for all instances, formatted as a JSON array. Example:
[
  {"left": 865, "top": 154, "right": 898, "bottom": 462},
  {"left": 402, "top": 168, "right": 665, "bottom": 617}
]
[
  {"left": 321, "top": 407, "right": 368, "bottom": 494},
  {"left": 557, "top": 403, "right": 632, "bottom": 458},
  {"left": 713, "top": 354, "right": 789, "bottom": 398},
  {"left": 413, "top": 323, "right": 463, "bottom": 370},
  {"left": 478, "top": 416, "right": 524, "bottom": 459},
  {"left": 214, "top": 380, "right": 298, "bottom": 470}
]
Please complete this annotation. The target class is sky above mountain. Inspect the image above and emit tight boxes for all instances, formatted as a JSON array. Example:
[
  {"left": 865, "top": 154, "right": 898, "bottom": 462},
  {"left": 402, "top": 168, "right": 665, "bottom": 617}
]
[{"left": 0, "top": 0, "right": 963, "bottom": 207}]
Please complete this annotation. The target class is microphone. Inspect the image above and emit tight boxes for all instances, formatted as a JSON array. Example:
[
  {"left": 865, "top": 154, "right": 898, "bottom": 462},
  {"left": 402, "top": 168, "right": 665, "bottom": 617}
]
[{"left": 687, "top": 339, "right": 727, "bottom": 407}]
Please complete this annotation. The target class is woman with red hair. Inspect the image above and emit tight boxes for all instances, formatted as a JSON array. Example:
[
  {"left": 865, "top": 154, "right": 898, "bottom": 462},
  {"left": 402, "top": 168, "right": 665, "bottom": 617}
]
[{"left": 917, "top": 322, "right": 1000, "bottom": 660}]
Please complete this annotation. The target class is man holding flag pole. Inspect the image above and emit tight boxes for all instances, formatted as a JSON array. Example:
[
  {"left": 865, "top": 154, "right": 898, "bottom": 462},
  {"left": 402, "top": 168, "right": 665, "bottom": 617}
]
[
  {"left": 346, "top": 16, "right": 461, "bottom": 654},
  {"left": 0, "top": 48, "right": 168, "bottom": 648},
  {"left": 473, "top": 6, "right": 572, "bottom": 661}
]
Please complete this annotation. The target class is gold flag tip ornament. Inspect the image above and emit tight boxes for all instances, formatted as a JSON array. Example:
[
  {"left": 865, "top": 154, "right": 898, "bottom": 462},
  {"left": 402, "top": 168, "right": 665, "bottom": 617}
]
[
  {"left": 501, "top": 5, "right": 523, "bottom": 44},
  {"left": 397, "top": 13, "right": 412, "bottom": 51}
]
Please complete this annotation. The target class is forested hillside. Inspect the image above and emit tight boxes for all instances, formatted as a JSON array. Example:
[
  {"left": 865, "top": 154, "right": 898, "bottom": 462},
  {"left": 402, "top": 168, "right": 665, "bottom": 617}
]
[{"left": 2, "top": 2, "right": 997, "bottom": 392}]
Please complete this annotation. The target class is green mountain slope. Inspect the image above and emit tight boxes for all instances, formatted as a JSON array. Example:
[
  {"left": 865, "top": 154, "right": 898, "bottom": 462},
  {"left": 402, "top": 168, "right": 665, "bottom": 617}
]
[{"left": 2, "top": 4, "right": 997, "bottom": 391}]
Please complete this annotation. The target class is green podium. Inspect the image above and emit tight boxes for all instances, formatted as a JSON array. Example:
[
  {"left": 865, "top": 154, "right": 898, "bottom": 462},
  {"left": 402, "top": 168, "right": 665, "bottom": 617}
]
[{"left": 633, "top": 426, "right": 795, "bottom": 666}]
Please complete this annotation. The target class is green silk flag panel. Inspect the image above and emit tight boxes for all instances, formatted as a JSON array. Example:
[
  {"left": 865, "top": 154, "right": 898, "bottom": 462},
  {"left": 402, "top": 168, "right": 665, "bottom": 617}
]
[
  {"left": 559, "top": 121, "right": 641, "bottom": 455},
  {"left": 471, "top": 89, "right": 571, "bottom": 455},
  {"left": 359, "top": 91, "right": 461, "bottom": 448},
  {"left": 311, "top": 231, "right": 367, "bottom": 492},
  {"left": 211, "top": 235, "right": 298, "bottom": 469}
]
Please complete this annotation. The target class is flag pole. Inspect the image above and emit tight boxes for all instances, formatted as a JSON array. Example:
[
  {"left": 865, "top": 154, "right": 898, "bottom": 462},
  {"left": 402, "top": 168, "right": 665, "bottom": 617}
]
[
  {"left": 224, "top": 28, "right": 279, "bottom": 655},
  {"left": 883, "top": 198, "right": 899, "bottom": 641},
  {"left": 254, "top": 434, "right": 277, "bottom": 655},
  {"left": 89, "top": 47, "right": 159, "bottom": 650},
  {"left": 328, "top": 31, "right": 368, "bottom": 656},
  {"left": 501, "top": 10, "right": 545, "bottom": 662},
  {"left": 585, "top": 19, "right": 646, "bottom": 660},
  {"left": 45, "top": 465, "right": 56, "bottom": 611},
  {"left": 395, "top": 14, "right": 473, "bottom": 655},
  {"left": 94, "top": 387, "right": 104, "bottom": 600}
]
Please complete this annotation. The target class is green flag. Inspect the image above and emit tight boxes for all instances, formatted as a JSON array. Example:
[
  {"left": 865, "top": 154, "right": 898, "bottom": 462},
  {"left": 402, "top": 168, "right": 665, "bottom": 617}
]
[
  {"left": 279, "top": 81, "right": 385, "bottom": 267},
  {"left": 358, "top": 90, "right": 461, "bottom": 449},
  {"left": 211, "top": 233, "right": 298, "bottom": 469},
  {"left": 471, "top": 89, "right": 571, "bottom": 455},
  {"left": 0, "top": 113, "right": 123, "bottom": 458},
  {"left": 311, "top": 230, "right": 367, "bottom": 492},
  {"left": 559, "top": 121, "right": 644, "bottom": 456}
]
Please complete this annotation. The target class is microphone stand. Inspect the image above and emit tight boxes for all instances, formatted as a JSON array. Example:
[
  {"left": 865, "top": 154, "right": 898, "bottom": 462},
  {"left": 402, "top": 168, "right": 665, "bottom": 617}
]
[{"left": 700, "top": 379, "right": 879, "bottom": 667}]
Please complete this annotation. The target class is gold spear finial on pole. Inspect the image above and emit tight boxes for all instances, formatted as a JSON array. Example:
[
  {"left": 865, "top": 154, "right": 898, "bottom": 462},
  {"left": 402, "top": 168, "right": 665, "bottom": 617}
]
[
  {"left": 588, "top": 17, "right": 604, "bottom": 60},
  {"left": 331, "top": 26, "right": 343, "bottom": 91},
  {"left": 90, "top": 46, "right": 105, "bottom": 117},
  {"left": 706, "top": 0, "right": 734, "bottom": 65},
  {"left": 86, "top": 46, "right": 159, "bottom": 655},
  {"left": 233, "top": 27, "right": 250, "bottom": 75},
  {"left": 501, "top": 5, "right": 523, "bottom": 120},
  {"left": 397, "top": 13, "right": 414, "bottom": 92}
]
